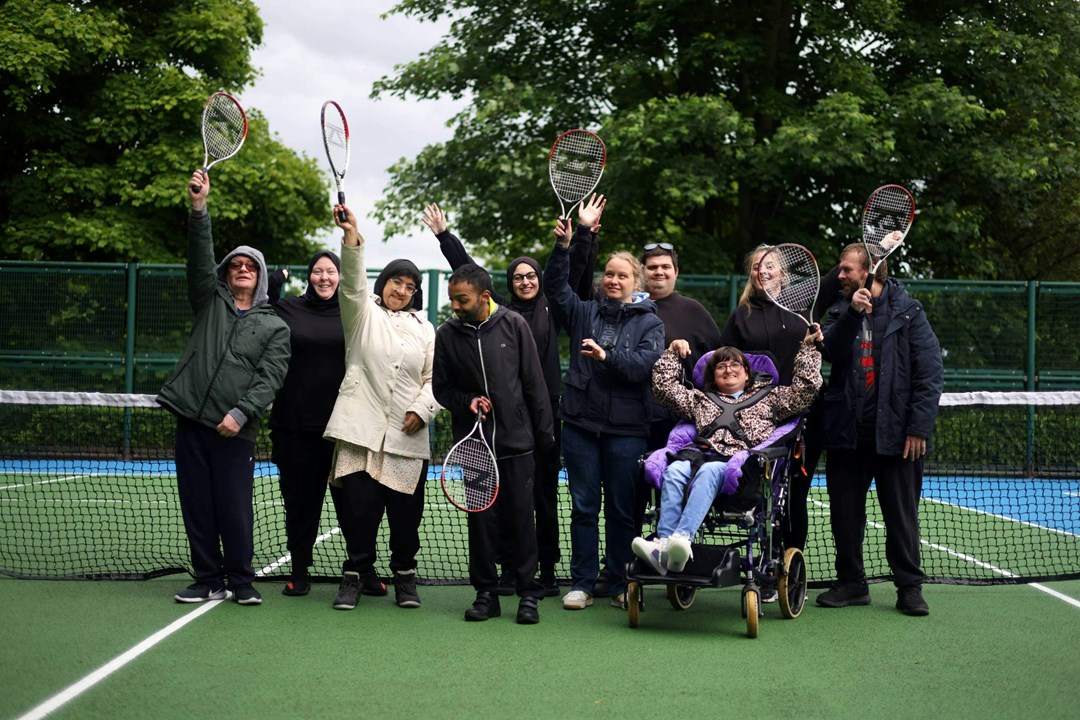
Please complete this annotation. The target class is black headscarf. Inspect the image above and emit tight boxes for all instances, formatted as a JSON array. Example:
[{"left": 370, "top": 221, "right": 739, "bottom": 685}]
[
  {"left": 374, "top": 258, "right": 424, "bottom": 311},
  {"left": 301, "top": 250, "right": 341, "bottom": 312},
  {"left": 505, "top": 256, "right": 551, "bottom": 361}
]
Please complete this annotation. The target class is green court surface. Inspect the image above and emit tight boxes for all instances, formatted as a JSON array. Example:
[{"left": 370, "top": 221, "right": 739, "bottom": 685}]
[{"left": 2, "top": 575, "right": 1079, "bottom": 720}]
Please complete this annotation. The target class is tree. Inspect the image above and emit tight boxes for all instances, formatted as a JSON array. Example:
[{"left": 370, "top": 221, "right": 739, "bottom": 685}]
[
  {"left": 0, "top": 0, "right": 328, "bottom": 263},
  {"left": 372, "top": 0, "right": 1080, "bottom": 280}
]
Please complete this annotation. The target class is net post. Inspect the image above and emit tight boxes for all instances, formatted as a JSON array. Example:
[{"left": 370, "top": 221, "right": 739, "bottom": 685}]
[{"left": 123, "top": 263, "right": 139, "bottom": 459}]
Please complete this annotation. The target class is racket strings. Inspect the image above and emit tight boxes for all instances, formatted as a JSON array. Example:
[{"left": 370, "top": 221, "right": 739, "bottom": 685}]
[
  {"left": 761, "top": 245, "right": 819, "bottom": 314},
  {"left": 442, "top": 438, "right": 499, "bottom": 511},
  {"left": 202, "top": 98, "right": 246, "bottom": 160},
  {"left": 323, "top": 123, "right": 348, "bottom": 175},
  {"left": 549, "top": 133, "right": 605, "bottom": 202},
  {"left": 861, "top": 187, "right": 914, "bottom": 258}
]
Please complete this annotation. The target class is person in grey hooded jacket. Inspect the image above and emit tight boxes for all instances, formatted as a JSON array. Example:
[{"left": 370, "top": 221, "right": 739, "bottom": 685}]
[{"left": 158, "top": 170, "right": 291, "bottom": 607}]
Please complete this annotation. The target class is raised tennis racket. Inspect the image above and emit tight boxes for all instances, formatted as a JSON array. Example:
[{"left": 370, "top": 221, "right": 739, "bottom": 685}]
[
  {"left": 548, "top": 129, "right": 606, "bottom": 219},
  {"left": 860, "top": 184, "right": 915, "bottom": 289},
  {"left": 191, "top": 92, "right": 248, "bottom": 193},
  {"left": 758, "top": 244, "right": 821, "bottom": 326},
  {"left": 441, "top": 412, "right": 499, "bottom": 512},
  {"left": 321, "top": 100, "right": 350, "bottom": 223}
]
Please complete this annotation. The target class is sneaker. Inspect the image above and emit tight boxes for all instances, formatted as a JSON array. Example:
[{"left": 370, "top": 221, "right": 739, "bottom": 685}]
[
  {"left": 233, "top": 584, "right": 262, "bottom": 605},
  {"left": 333, "top": 571, "right": 362, "bottom": 610},
  {"left": 361, "top": 574, "right": 388, "bottom": 597},
  {"left": 496, "top": 568, "right": 515, "bottom": 596},
  {"left": 761, "top": 588, "right": 778, "bottom": 604},
  {"left": 282, "top": 569, "right": 310, "bottom": 597},
  {"left": 465, "top": 591, "right": 501, "bottom": 621},
  {"left": 562, "top": 590, "right": 593, "bottom": 610},
  {"left": 667, "top": 533, "right": 693, "bottom": 573},
  {"left": 174, "top": 583, "right": 232, "bottom": 603},
  {"left": 896, "top": 586, "right": 929, "bottom": 616},
  {"left": 631, "top": 536, "right": 667, "bottom": 575},
  {"left": 393, "top": 571, "right": 421, "bottom": 609},
  {"left": 516, "top": 596, "right": 540, "bottom": 625},
  {"left": 816, "top": 582, "right": 871, "bottom": 608},
  {"left": 538, "top": 568, "right": 559, "bottom": 597},
  {"left": 610, "top": 593, "right": 627, "bottom": 609}
]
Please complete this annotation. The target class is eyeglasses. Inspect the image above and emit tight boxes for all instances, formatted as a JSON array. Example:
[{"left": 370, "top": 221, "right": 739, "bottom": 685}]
[
  {"left": 643, "top": 242, "right": 675, "bottom": 251},
  {"left": 512, "top": 271, "right": 538, "bottom": 285},
  {"left": 390, "top": 277, "right": 417, "bottom": 296},
  {"left": 715, "top": 361, "right": 744, "bottom": 372},
  {"left": 229, "top": 260, "right": 258, "bottom": 272}
]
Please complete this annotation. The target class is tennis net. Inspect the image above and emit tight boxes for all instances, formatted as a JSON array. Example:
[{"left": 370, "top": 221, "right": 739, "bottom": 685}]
[{"left": 1, "top": 390, "right": 1078, "bottom": 585}]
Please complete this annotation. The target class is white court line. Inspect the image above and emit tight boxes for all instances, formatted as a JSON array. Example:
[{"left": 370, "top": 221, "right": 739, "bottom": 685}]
[
  {"left": 15, "top": 526, "right": 342, "bottom": 720},
  {"left": 808, "top": 496, "right": 1080, "bottom": 608},
  {"left": 0, "top": 474, "right": 103, "bottom": 492}
]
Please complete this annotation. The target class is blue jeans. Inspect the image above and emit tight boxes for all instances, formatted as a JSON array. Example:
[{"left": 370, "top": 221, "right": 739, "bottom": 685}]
[
  {"left": 561, "top": 423, "right": 645, "bottom": 596},
  {"left": 657, "top": 459, "right": 729, "bottom": 539}
]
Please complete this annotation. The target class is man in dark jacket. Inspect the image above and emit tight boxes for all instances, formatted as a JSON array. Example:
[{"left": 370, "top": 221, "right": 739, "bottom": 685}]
[
  {"left": 816, "top": 243, "right": 943, "bottom": 616},
  {"left": 157, "top": 170, "right": 291, "bottom": 606},
  {"left": 433, "top": 263, "right": 554, "bottom": 625}
]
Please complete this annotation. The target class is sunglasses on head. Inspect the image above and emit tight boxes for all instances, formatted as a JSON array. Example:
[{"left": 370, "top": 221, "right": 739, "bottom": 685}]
[{"left": 643, "top": 242, "right": 675, "bottom": 251}]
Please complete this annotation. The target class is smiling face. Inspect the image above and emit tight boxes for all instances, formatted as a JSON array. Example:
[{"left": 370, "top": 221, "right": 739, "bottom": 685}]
[
  {"left": 755, "top": 251, "right": 783, "bottom": 297},
  {"left": 308, "top": 256, "right": 339, "bottom": 300},
  {"left": 510, "top": 262, "right": 539, "bottom": 301},
  {"left": 227, "top": 255, "right": 258, "bottom": 296},
  {"left": 713, "top": 358, "right": 750, "bottom": 395},
  {"left": 838, "top": 250, "right": 869, "bottom": 299},
  {"left": 448, "top": 279, "right": 491, "bottom": 324},
  {"left": 603, "top": 256, "right": 637, "bottom": 302},
  {"left": 382, "top": 275, "right": 417, "bottom": 311},
  {"left": 644, "top": 253, "right": 678, "bottom": 300}
]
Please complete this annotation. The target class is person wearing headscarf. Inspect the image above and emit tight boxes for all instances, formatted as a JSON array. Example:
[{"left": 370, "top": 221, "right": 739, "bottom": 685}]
[
  {"left": 321, "top": 203, "right": 440, "bottom": 611},
  {"left": 158, "top": 171, "right": 291, "bottom": 606}
]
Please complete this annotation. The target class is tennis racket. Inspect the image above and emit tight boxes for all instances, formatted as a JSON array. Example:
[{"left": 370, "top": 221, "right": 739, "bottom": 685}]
[
  {"left": 191, "top": 92, "right": 248, "bottom": 193},
  {"left": 548, "top": 129, "right": 606, "bottom": 219},
  {"left": 321, "top": 100, "right": 351, "bottom": 223},
  {"left": 440, "top": 412, "right": 499, "bottom": 512},
  {"left": 860, "top": 184, "right": 915, "bottom": 289},
  {"left": 758, "top": 244, "right": 821, "bottom": 327}
]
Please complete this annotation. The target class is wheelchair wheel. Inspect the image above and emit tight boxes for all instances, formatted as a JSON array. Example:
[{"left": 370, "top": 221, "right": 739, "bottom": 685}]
[
  {"left": 627, "top": 581, "right": 641, "bottom": 628},
  {"left": 743, "top": 587, "right": 760, "bottom": 639},
  {"left": 778, "top": 547, "right": 807, "bottom": 619},
  {"left": 667, "top": 584, "right": 697, "bottom": 610}
]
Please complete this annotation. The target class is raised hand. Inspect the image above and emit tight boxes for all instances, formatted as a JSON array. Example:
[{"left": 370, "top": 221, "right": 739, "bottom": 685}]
[
  {"left": 577, "top": 193, "right": 606, "bottom": 229},
  {"left": 421, "top": 203, "right": 449, "bottom": 235}
]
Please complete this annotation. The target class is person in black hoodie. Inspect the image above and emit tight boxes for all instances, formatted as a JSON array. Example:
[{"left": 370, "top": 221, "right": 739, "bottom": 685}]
[
  {"left": 433, "top": 263, "right": 555, "bottom": 625},
  {"left": 266, "top": 250, "right": 345, "bottom": 597}
]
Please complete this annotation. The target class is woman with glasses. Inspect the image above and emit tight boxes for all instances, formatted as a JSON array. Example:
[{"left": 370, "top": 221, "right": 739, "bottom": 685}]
[
  {"left": 320, "top": 203, "right": 440, "bottom": 611},
  {"left": 632, "top": 336, "right": 821, "bottom": 573}
]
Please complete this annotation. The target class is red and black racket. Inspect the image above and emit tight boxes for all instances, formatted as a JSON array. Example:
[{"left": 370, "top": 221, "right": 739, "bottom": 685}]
[
  {"left": 548, "top": 129, "right": 606, "bottom": 219},
  {"left": 860, "top": 184, "right": 915, "bottom": 289},
  {"left": 440, "top": 412, "right": 499, "bottom": 512},
  {"left": 321, "top": 100, "right": 351, "bottom": 223}
]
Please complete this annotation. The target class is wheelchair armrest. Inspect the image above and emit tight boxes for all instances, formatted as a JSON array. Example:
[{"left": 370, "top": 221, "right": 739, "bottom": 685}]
[{"left": 749, "top": 445, "right": 791, "bottom": 462}]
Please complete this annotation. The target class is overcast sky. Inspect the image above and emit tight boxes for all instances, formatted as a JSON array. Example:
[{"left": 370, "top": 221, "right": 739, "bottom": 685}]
[{"left": 243, "top": 1, "right": 464, "bottom": 271}]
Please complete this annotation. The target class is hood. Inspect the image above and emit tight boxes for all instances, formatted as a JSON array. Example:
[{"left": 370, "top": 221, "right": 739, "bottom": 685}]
[{"left": 217, "top": 245, "right": 270, "bottom": 307}]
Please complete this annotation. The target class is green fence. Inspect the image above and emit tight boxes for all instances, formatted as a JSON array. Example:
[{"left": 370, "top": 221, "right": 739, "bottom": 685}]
[{"left": 1, "top": 261, "right": 1078, "bottom": 393}]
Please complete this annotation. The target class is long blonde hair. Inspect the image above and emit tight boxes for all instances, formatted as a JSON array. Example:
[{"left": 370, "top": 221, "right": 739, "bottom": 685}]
[{"left": 737, "top": 243, "right": 773, "bottom": 311}]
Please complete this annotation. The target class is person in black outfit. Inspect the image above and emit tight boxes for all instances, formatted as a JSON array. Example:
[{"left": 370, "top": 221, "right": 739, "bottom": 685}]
[{"left": 433, "top": 263, "right": 555, "bottom": 624}]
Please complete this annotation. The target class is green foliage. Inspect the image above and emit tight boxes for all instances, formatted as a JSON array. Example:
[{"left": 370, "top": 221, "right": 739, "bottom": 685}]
[
  {"left": 373, "top": 0, "right": 1080, "bottom": 280},
  {"left": 0, "top": 0, "right": 328, "bottom": 264}
]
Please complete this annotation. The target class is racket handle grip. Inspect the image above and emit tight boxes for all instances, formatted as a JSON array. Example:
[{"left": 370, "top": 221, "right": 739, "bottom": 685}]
[
  {"left": 190, "top": 168, "right": 208, "bottom": 194},
  {"left": 337, "top": 191, "right": 347, "bottom": 223}
]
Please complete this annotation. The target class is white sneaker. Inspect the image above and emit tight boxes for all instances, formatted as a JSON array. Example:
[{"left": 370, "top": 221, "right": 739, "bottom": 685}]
[
  {"left": 562, "top": 590, "right": 593, "bottom": 610},
  {"left": 631, "top": 537, "right": 667, "bottom": 575},
  {"left": 667, "top": 533, "right": 693, "bottom": 573}
]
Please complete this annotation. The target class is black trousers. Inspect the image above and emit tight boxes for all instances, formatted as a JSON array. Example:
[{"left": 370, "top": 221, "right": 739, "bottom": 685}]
[
  {"left": 471, "top": 453, "right": 543, "bottom": 597},
  {"left": 270, "top": 429, "right": 334, "bottom": 570},
  {"left": 825, "top": 443, "right": 925, "bottom": 588},
  {"left": 330, "top": 465, "right": 426, "bottom": 576},
  {"left": 784, "top": 392, "right": 826, "bottom": 551},
  {"left": 533, "top": 425, "right": 562, "bottom": 569},
  {"left": 174, "top": 416, "right": 256, "bottom": 588}
]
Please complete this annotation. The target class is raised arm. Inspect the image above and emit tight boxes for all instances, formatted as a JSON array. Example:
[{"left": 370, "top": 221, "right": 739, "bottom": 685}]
[
  {"left": 422, "top": 202, "right": 508, "bottom": 305},
  {"left": 185, "top": 170, "right": 218, "bottom": 311},
  {"left": 333, "top": 203, "right": 371, "bottom": 333}
]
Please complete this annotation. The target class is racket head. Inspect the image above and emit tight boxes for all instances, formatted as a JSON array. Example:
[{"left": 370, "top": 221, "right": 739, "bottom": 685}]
[
  {"left": 758, "top": 243, "right": 820, "bottom": 324},
  {"left": 440, "top": 420, "right": 499, "bottom": 512},
  {"left": 201, "top": 92, "right": 248, "bottom": 167},
  {"left": 548, "top": 129, "right": 606, "bottom": 215},
  {"left": 320, "top": 100, "right": 350, "bottom": 183},
  {"left": 861, "top": 184, "right": 915, "bottom": 268}
]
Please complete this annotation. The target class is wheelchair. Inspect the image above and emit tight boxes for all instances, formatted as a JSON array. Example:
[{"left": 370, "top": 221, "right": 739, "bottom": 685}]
[{"left": 625, "top": 354, "right": 809, "bottom": 638}]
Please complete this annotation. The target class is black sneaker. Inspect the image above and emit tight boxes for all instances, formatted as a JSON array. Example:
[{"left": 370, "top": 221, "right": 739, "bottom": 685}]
[
  {"left": 516, "top": 596, "right": 539, "bottom": 625},
  {"left": 896, "top": 586, "right": 929, "bottom": 616},
  {"left": 333, "top": 571, "right": 362, "bottom": 610},
  {"left": 593, "top": 569, "right": 611, "bottom": 598},
  {"left": 394, "top": 571, "right": 421, "bottom": 609},
  {"left": 361, "top": 574, "right": 388, "bottom": 597},
  {"left": 464, "top": 591, "right": 501, "bottom": 621},
  {"left": 174, "top": 583, "right": 231, "bottom": 603},
  {"left": 539, "top": 569, "right": 559, "bottom": 598},
  {"left": 282, "top": 569, "right": 310, "bottom": 597},
  {"left": 496, "top": 569, "right": 515, "bottom": 596},
  {"left": 816, "top": 582, "right": 871, "bottom": 608},
  {"left": 233, "top": 584, "right": 263, "bottom": 605}
]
